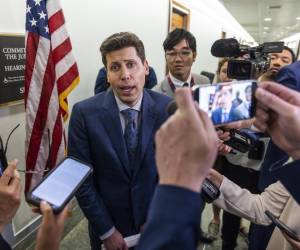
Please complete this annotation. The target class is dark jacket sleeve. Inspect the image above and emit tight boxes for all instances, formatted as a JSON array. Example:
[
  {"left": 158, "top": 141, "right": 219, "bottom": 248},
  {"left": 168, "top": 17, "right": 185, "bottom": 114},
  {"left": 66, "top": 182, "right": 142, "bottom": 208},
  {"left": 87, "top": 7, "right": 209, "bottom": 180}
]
[
  {"left": 276, "top": 63, "right": 300, "bottom": 91},
  {"left": 273, "top": 159, "right": 300, "bottom": 205},
  {"left": 137, "top": 185, "right": 201, "bottom": 250},
  {"left": 68, "top": 103, "right": 113, "bottom": 236}
]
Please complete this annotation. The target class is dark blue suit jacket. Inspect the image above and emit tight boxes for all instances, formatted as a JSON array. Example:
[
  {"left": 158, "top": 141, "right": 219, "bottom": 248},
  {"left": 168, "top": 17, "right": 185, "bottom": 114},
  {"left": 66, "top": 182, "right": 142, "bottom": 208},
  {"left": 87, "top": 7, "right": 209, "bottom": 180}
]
[
  {"left": 211, "top": 106, "right": 236, "bottom": 125},
  {"left": 68, "top": 89, "right": 171, "bottom": 239},
  {"left": 259, "top": 61, "right": 300, "bottom": 191},
  {"left": 137, "top": 185, "right": 202, "bottom": 250},
  {"left": 273, "top": 159, "right": 300, "bottom": 204}
]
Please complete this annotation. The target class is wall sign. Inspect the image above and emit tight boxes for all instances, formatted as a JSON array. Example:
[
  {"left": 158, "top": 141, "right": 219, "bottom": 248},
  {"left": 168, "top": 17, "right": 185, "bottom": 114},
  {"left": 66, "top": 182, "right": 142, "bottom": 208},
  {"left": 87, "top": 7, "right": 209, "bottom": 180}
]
[{"left": 0, "top": 34, "right": 25, "bottom": 106}]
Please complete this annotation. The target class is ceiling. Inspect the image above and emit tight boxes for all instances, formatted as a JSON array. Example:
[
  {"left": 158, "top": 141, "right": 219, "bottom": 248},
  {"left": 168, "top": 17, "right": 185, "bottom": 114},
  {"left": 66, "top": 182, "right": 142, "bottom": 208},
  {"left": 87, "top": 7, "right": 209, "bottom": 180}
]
[{"left": 220, "top": 0, "right": 300, "bottom": 43}]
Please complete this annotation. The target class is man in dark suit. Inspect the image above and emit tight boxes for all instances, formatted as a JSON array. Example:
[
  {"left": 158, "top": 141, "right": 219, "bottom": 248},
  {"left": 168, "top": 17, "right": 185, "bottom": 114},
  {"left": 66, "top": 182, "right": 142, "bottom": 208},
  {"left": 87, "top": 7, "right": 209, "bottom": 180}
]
[
  {"left": 211, "top": 85, "right": 236, "bottom": 125},
  {"left": 68, "top": 32, "right": 171, "bottom": 250}
]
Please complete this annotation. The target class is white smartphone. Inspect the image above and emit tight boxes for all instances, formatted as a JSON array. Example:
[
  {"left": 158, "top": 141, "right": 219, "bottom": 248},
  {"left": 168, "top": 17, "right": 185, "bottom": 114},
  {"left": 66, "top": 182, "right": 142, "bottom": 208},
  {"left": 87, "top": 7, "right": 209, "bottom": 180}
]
[{"left": 27, "top": 157, "right": 92, "bottom": 213}]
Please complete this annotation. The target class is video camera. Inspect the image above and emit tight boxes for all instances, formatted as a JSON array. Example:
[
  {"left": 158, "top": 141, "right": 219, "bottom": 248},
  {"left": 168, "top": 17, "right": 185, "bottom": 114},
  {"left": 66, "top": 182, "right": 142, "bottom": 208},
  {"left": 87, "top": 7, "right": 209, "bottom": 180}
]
[
  {"left": 221, "top": 128, "right": 265, "bottom": 160},
  {"left": 211, "top": 38, "right": 284, "bottom": 79}
]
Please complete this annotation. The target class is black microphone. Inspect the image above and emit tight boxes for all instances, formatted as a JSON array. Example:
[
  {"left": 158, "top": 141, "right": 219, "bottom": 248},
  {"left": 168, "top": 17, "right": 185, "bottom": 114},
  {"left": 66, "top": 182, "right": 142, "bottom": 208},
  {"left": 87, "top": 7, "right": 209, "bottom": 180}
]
[{"left": 211, "top": 38, "right": 241, "bottom": 57}]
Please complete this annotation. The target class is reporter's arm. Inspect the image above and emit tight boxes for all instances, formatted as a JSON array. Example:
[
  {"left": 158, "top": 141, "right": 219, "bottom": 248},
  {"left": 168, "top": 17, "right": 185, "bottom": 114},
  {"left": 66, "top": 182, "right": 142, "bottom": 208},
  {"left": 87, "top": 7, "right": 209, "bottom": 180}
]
[
  {"left": 137, "top": 185, "right": 202, "bottom": 250},
  {"left": 213, "top": 178, "right": 289, "bottom": 225}
]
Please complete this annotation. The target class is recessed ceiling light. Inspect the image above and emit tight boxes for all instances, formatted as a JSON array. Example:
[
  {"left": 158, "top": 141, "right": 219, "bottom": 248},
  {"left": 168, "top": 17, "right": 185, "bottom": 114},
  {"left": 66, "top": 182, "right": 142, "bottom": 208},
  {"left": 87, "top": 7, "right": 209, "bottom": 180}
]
[
  {"left": 296, "top": 17, "right": 300, "bottom": 20},
  {"left": 264, "top": 17, "right": 272, "bottom": 21},
  {"left": 264, "top": 27, "right": 269, "bottom": 30}
]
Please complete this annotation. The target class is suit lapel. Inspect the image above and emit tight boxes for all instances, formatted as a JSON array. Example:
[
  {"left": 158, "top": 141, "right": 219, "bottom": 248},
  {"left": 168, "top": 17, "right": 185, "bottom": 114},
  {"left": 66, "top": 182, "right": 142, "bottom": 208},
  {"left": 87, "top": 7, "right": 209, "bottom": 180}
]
[
  {"left": 100, "top": 91, "right": 131, "bottom": 177},
  {"left": 161, "top": 78, "right": 175, "bottom": 98},
  {"left": 133, "top": 90, "right": 157, "bottom": 179}
]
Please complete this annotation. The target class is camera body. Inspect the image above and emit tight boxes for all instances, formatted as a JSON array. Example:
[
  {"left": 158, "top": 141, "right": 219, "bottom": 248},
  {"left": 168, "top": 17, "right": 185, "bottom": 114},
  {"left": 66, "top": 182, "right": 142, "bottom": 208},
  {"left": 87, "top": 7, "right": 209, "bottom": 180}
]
[
  {"left": 223, "top": 129, "right": 266, "bottom": 160},
  {"left": 227, "top": 42, "right": 284, "bottom": 79},
  {"left": 211, "top": 38, "right": 284, "bottom": 80},
  {"left": 223, "top": 129, "right": 253, "bottom": 153}
]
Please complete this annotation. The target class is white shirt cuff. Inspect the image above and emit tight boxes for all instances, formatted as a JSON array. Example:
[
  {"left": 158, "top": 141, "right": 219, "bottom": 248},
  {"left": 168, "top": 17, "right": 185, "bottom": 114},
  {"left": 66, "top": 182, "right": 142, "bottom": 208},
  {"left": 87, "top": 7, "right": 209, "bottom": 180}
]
[{"left": 100, "top": 227, "right": 115, "bottom": 241}]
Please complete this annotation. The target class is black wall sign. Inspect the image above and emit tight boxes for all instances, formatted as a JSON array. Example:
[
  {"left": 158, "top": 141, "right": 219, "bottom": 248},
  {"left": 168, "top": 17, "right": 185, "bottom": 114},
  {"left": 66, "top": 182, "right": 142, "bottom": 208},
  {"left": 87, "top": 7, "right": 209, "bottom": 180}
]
[{"left": 0, "top": 34, "right": 25, "bottom": 106}]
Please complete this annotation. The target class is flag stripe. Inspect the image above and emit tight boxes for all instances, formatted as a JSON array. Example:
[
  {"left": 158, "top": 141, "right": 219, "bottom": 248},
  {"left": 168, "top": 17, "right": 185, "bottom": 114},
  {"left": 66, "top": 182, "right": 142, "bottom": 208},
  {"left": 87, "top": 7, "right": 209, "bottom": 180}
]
[
  {"left": 48, "top": 10, "right": 65, "bottom": 34},
  {"left": 57, "top": 63, "right": 78, "bottom": 93},
  {"left": 52, "top": 37, "right": 72, "bottom": 64},
  {"left": 51, "top": 24, "right": 69, "bottom": 50},
  {"left": 24, "top": 33, "right": 39, "bottom": 106},
  {"left": 46, "top": 0, "right": 61, "bottom": 17},
  {"left": 26, "top": 53, "right": 55, "bottom": 173},
  {"left": 25, "top": 37, "right": 51, "bottom": 153},
  {"left": 55, "top": 51, "right": 77, "bottom": 79}
]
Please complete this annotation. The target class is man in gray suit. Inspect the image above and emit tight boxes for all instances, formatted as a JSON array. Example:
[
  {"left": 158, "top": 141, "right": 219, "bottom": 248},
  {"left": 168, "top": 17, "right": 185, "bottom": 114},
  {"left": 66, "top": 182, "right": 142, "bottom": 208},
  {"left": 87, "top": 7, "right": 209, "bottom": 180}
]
[
  {"left": 153, "top": 28, "right": 214, "bottom": 244},
  {"left": 153, "top": 28, "right": 210, "bottom": 98}
]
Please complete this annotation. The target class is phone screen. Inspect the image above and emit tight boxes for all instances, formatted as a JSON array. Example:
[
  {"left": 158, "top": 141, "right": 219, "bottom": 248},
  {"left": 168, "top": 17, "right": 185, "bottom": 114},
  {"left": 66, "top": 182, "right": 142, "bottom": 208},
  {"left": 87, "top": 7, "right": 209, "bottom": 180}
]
[
  {"left": 31, "top": 158, "right": 91, "bottom": 208},
  {"left": 196, "top": 80, "right": 256, "bottom": 125}
]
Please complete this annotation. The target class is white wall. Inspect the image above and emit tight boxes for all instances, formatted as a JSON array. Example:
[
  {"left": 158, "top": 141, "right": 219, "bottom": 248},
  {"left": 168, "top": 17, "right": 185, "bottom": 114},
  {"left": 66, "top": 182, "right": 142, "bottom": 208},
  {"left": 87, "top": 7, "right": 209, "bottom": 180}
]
[{"left": 0, "top": 0, "right": 254, "bottom": 242}]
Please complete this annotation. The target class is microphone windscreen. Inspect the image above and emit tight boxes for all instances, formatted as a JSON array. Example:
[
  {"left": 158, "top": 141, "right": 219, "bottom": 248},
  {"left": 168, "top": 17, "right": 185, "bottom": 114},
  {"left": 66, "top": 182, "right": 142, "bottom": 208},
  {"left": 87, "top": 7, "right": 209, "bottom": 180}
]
[
  {"left": 167, "top": 101, "right": 177, "bottom": 115},
  {"left": 211, "top": 38, "right": 240, "bottom": 57}
]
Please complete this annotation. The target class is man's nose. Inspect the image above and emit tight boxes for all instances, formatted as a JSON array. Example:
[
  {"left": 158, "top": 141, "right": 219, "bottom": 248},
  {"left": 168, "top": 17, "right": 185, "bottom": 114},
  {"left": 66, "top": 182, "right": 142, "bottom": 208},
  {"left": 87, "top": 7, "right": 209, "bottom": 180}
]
[
  {"left": 271, "top": 58, "right": 281, "bottom": 67},
  {"left": 120, "top": 66, "right": 130, "bottom": 80}
]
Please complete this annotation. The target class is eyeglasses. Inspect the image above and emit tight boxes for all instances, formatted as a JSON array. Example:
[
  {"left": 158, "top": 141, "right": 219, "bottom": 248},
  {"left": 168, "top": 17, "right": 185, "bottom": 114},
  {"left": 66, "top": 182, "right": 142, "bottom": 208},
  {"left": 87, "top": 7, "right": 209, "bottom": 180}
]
[{"left": 165, "top": 50, "right": 193, "bottom": 60}]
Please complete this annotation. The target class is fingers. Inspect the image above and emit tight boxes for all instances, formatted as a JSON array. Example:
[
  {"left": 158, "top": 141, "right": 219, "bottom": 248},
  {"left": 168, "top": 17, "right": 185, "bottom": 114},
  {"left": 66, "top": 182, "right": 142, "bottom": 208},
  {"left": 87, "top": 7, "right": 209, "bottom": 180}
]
[
  {"left": 255, "top": 87, "right": 296, "bottom": 117},
  {"left": 0, "top": 159, "right": 18, "bottom": 186},
  {"left": 40, "top": 201, "right": 53, "bottom": 225},
  {"left": 259, "top": 81, "right": 300, "bottom": 106},
  {"left": 175, "top": 88, "right": 198, "bottom": 118}
]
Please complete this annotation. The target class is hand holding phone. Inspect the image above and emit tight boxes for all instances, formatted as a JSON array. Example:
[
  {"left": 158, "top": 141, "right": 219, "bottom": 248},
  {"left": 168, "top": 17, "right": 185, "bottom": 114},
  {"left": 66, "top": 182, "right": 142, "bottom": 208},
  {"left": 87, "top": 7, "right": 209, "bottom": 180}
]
[
  {"left": 194, "top": 80, "right": 257, "bottom": 126},
  {"left": 27, "top": 157, "right": 92, "bottom": 214},
  {"left": 265, "top": 210, "right": 300, "bottom": 242}
]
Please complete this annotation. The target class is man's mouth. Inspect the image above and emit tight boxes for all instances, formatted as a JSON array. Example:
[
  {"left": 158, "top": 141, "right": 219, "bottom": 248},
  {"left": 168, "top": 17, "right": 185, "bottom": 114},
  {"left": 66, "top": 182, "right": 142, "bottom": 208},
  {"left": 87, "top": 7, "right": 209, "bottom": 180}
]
[
  {"left": 270, "top": 67, "right": 280, "bottom": 73},
  {"left": 120, "top": 86, "right": 135, "bottom": 95}
]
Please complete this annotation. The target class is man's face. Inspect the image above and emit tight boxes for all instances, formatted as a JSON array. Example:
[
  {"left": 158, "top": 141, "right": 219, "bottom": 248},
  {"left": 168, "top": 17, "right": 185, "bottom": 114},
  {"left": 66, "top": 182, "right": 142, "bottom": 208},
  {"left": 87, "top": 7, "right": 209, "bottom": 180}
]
[
  {"left": 219, "top": 86, "right": 232, "bottom": 109},
  {"left": 165, "top": 39, "right": 196, "bottom": 81},
  {"left": 106, "top": 47, "right": 149, "bottom": 107},
  {"left": 269, "top": 49, "right": 293, "bottom": 74}
]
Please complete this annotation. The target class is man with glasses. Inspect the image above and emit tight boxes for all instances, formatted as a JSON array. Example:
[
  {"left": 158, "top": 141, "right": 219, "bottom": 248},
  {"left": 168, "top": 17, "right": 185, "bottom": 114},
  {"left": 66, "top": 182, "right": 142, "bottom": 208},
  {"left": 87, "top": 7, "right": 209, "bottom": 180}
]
[
  {"left": 153, "top": 28, "right": 210, "bottom": 98},
  {"left": 153, "top": 28, "right": 213, "bottom": 244}
]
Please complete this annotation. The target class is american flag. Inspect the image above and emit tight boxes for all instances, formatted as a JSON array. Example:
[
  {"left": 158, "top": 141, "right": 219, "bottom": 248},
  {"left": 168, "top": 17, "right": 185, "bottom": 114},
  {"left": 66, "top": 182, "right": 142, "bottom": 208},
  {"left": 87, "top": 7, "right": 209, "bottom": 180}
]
[{"left": 25, "top": 0, "right": 79, "bottom": 192}]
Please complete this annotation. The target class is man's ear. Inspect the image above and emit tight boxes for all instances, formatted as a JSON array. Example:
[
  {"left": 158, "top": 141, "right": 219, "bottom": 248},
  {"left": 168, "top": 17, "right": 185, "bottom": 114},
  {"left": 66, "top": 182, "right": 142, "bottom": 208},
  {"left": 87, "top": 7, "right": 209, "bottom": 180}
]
[
  {"left": 193, "top": 52, "right": 197, "bottom": 62},
  {"left": 144, "top": 59, "right": 150, "bottom": 76}
]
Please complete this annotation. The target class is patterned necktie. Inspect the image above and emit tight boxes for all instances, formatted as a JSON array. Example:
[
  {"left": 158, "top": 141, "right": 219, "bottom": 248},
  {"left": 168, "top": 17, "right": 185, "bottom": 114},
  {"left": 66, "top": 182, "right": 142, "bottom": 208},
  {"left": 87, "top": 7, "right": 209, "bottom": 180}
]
[{"left": 122, "top": 109, "right": 139, "bottom": 171}]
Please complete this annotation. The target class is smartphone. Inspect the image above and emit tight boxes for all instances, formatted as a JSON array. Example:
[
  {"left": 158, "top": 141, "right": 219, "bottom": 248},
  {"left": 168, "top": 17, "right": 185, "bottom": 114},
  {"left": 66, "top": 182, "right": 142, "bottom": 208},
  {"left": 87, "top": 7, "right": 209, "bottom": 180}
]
[
  {"left": 194, "top": 80, "right": 257, "bottom": 126},
  {"left": 27, "top": 157, "right": 93, "bottom": 213},
  {"left": 265, "top": 210, "right": 300, "bottom": 242},
  {"left": 0, "top": 136, "right": 8, "bottom": 176}
]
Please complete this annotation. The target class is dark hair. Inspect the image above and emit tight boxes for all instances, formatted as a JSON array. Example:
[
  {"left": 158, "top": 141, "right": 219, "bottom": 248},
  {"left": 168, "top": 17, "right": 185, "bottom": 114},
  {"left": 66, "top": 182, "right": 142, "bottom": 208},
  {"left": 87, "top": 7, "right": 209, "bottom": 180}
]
[
  {"left": 100, "top": 32, "right": 146, "bottom": 67},
  {"left": 283, "top": 46, "right": 296, "bottom": 63},
  {"left": 163, "top": 28, "right": 197, "bottom": 53}
]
